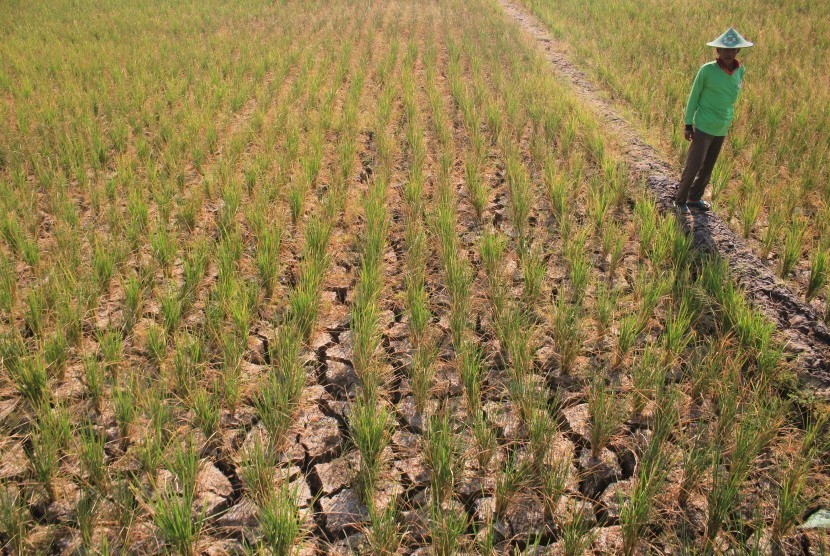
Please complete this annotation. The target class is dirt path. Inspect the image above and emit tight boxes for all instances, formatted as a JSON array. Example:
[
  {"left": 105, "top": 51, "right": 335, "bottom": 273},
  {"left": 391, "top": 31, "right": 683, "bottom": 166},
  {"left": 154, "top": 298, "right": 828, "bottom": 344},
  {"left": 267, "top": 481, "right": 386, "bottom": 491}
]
[{"left": 497, "top": 0, "right": 830, "bottom": 391}]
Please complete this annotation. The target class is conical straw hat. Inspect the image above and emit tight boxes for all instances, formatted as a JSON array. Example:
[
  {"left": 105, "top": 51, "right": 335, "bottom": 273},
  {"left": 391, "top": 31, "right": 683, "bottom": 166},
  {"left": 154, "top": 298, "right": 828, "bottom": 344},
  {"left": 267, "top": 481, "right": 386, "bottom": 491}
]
[{"left": 707, "top": 27, "right": 754, "bottom": 48}]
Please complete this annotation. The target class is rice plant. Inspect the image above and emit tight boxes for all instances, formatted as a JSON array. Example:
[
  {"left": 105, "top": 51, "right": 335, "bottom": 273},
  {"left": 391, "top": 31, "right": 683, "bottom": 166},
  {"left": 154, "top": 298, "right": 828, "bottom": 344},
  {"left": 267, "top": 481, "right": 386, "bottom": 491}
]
[
  {"left": 350, "top": 396, "right": 393, "bottom": 506},
  {"left": 259, "top": 481, "right": 307, "bottom": 555},
  {"left": 588, "top": 374, "right": 626, "bottom": 459}
]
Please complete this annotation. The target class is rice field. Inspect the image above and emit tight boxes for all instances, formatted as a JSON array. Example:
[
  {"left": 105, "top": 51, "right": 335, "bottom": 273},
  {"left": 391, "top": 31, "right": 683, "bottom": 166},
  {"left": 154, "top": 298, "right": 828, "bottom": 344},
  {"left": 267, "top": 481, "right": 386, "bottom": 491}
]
[
  {"left": 519, "top": 0, "right": 830, "bottom": 313},
  {"left": 0, "top": 0, "right": 828, "bottom": 554}
]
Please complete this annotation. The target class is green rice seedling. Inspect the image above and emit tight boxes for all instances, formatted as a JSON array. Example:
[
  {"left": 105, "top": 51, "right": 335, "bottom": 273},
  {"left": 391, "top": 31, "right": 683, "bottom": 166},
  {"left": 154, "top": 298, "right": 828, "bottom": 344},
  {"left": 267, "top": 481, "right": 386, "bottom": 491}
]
[
  {"left": 430, "top": 504, "right": 468, "bottom": 556},
  {"left": 79, "top": 421, "right": 107, "bottom": 489},
  {"left": 98, "top": 328, "right": 123, "bottom": 377},
  {"left": 76, "top": 488, "right": 98, "bottom": 550},
  {"left": 739, "top": 193, "right": 761, "bottom": 239},
  {"left": 562, "top": 505, "right": 596, "bottom": 556},
  {"left": 152, "top": 486, "right": 205, "bottom": 556},
  {"left": 615, "top": 313, "right": 640, "bottom": 368},
  {"left": 465, "top": 157, "right": 488, "bottom": 221},
  {"left": 217, "top": 182, "right": 242, "bottom": 240},
  {"left": 172, "top": 334, "right": 202, "bottom": 397},
  {"left": 411, "top": 340, "right": 438, "bottom": 414},
  {"left": 181, "top": 238, "right": 208, "bottom": 306},
  {"left": 26, "top": 425, "right": 59, "bottom": 501},
  {"left": 43, "top": 330, "right": 68, "bottom": 378},
  {"left": 588, "top": 180, "right": 611, "bottom": 233},
  {"left": 425, "top": 409, "right": 461, "bottom": 508},
  {"left": 54, "top": 289, "right": 82, "bottom": 346},
  {"left": 771, "top": 413, "right": 827, "bottom": 548},
  {"left": 92, "top": 240, "right": 117, "bottom": 292},
  {"left": 630, "top": 344, "right": 667, "bottom": 415},
  {"left": 566, "top": 249, "right": 590, "bottom": 304},
  {"left": 506, "top": 153, "right": 532, "bottom": 248},
  {"left": 288, "top": 181, "right": 307, "bottom": 227},
  {"left": 634, "top": 196, "right": 657, "bottom": 259},
  {"left": 366, "top": 494, "right": 404, "bottom": 556},
  {"left": 551, "top": 296, "right": 582, "bottom": 375},
  {"left": 176, "top": 192, "right": 200, "bottom": 233},
  {"left": 351, "top": 294, "right": 383, "bottom": 389},
  {"left": 706, "top": 395, "right": 782, "bottom": 550},
  {"left": 24, "top": 287, "right": 46, "bottom": 338},
  {"left": 528, "top": 404, "right": 559, "bottom": 472},
  {"left": 254, "top": 371, "right": 303, "bottom": 454},
  {"left": 257, "top": 225, "right": 283, "bottom": 299},
  {"left": 588, "top": 375, "right": 626, "bottom": 459},
  {"left": 521, "top": 246, "right": 546, "bottom": 311},
  {"left": 290, "top": 273, "right": 327, "bottom": 343},
  {"left": 169, "top": 437, "right": 200, "bottom": 503},
  {"left": 806, "top": 250, "right": 827, "bottom": 302},
  {"left": 594, "top": 281, "right": 617, "bottom": 339},
  {"left": 662, "top": 296, "right": 694, "bottom": 362},
  {"left": 11, "top": 354, "right": 49, "bottom": 407},
  {"left": 779, "top": 219, "right": 807, "bottom": 278},
  {"left": 259, "top": 480, "right": 306, "bottom": 555},
  {"left": 40, "top": 402, "right": 72, "bottom": 454},
  {"left": 150, "top": 225, "right": 177, "bottom": 274},
  {"left": 121, "top": 274, "right": 144, "bottom": 334},
  {"left": 405, "top": 281, "right": 431, "bottom": 345},
  {"left": 220, "top": 335, "right": 242, "bottom": 412},
  {"left": 240, "top": 437, "right": 277, "bottom": 503},
  {"left": 113, "top": 386, "right": 135, "bottom": 441},
  {"left": 0, "top": 252, "right": 16, "bottom": 313},
  {"left": 83, "top": 355, "right": 104, "bottom": 414},
  {"left": 494, "top": 453, "right": 532, "bottom": 516},
  {"left": 480, "top": 229, "right": 507, "bottom": 287},
  {"left": 472, "top": 410, "right": 497, "bottom": 469},
  {"left": 146, "top": 323, "right": 167, "bottom": 368},
  {"left": 0, "top": 486, "right": 30, "bottom": 554},
  {"left": 446, "top": 257, "right": 473, "bottom": 350},
  {"left": 541, "top": 455, "right": 572, "bottom": 522},
  {"left": 191, "top": 386, "right": 220, "bottom": 442},
  {"left": 350, "top": 397, "right": 393, "bottom": 505},
  {"left": 620, "top": 388, "right": 678, "bottom": 555},
  {"left": 459, "top": 342, "right": 485, "bottom": 415},
  {"left": 760, "top": 210, "right": 783, "bottom": 260},
  {"left": 544, "top": 162, "right": 570, "bottom": 227}
]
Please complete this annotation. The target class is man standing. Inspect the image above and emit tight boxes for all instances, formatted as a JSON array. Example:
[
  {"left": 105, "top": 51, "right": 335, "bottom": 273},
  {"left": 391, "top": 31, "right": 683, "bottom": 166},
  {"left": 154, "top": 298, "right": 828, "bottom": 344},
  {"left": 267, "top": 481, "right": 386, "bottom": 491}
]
[{"left": 676, "top": 28, "right": 754, "bottom": 214}]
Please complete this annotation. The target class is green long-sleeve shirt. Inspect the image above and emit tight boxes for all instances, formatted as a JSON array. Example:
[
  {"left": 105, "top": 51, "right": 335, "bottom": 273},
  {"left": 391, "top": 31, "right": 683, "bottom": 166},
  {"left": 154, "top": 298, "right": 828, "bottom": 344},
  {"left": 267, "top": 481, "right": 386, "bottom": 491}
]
[{"left": 684, "top": 60, "right": 745, "bottom": 137}]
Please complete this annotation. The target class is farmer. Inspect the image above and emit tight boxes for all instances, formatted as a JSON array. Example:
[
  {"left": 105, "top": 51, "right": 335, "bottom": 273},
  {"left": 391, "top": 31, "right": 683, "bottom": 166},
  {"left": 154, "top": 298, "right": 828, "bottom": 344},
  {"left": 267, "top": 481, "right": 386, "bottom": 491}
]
[{"left": 675, "top": 27, "right": 753, "bottom": 214}]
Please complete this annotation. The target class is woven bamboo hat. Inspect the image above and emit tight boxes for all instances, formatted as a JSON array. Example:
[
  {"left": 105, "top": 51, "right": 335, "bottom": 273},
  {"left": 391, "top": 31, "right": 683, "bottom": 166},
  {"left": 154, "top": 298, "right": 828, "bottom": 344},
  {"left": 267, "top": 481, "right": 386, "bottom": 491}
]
[{"left": 707, "top": 27, "right": 754, "bottom": 48}]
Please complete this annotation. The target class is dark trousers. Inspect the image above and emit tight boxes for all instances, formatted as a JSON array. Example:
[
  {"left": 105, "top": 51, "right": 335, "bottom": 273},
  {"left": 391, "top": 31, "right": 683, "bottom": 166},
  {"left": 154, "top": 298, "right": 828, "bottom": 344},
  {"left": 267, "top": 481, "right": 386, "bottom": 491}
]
[{"left": 676, "top": 129, "right": 726, "bottom": 204}]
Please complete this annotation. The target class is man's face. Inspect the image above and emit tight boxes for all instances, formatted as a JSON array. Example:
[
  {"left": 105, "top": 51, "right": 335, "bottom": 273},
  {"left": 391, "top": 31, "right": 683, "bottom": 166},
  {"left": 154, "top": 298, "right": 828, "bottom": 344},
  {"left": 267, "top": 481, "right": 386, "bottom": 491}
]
[{"left": 717, "top": 47, "right": 740, "bottom": 62}]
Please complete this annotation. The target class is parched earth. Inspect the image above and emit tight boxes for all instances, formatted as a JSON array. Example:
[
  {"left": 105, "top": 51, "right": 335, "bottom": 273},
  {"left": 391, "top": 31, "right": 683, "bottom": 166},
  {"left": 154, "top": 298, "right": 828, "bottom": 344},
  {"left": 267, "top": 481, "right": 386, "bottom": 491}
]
[{"left": 497, "top": 0, "right": 830, "bottom": 392}]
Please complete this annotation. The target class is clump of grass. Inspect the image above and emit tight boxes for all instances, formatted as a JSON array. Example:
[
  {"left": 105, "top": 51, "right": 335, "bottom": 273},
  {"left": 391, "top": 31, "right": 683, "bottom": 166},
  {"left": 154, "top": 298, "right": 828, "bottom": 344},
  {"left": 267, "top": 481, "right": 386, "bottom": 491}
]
[
  {"left": 366, "top": 495, "right": 404, "bottom": 556},
  {"left": 620, "top": 387, "right": 678, "bottom": 555},
  {"left": 350, "top": 396, "right": 393, "bottom": 506},
  {"left": 259, "top": 481, "right": 306, "bottom": 555},
  {"left": 429, "top": 502, "right": 468, "bottom": 556},
  {"left": 562, "top": 504, "right": 596, "bottom": 556},
  {"left": 465, "top": 156, "right": 488, "bottom": 220},
  {"left": 0, "top": 486, "right": 30, "bottom": 554},
  {"left": 240, "top": 437, "right": 278, "bottom": 504},
  {"left": 805, "top": 250, "right": 827, "bottom": 302},
  {"left": 425, "top": 409, "right": 461, "bottom": 508},
  {"left": 256, "top": 224, "right": 283, "bottom": 298},
  {"left": 551, "top": 296, "right": 582, "bottom": 375},
  {"left": 779, "top": 220, "right": 806, "bottom": 278},
  {"left": 771, "top": 413, "right": 827, "bottom": 548},
  {"left": 588, "top": 374, "right": 626, "bottom": 459}
]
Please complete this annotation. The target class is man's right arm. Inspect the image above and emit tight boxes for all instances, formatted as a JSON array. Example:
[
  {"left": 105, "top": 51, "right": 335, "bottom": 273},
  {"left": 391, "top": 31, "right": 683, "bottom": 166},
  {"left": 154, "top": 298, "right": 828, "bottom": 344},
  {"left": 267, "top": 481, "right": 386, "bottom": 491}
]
[{"left": 684, "top": 66, "right": 705, "bottom": 140}]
